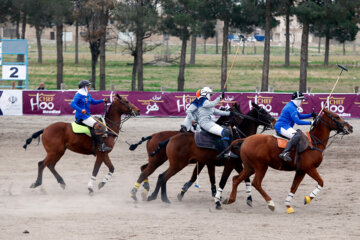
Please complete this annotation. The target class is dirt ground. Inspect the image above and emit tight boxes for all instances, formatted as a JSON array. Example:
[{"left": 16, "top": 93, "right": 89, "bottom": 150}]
[{"left": 0, "top": 115, "right": 359, "bottom": 240}]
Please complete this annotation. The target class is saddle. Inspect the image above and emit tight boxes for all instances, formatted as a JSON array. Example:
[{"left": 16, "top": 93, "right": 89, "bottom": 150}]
[
  {"left": 71, "top": 118, "right": 107, "bottom": 136},
  {"left": 194, "top": 130, "right": 225, "bottom": 152},
  {"left": 275, "top": 130, "right": 312, "bottom": 153}
]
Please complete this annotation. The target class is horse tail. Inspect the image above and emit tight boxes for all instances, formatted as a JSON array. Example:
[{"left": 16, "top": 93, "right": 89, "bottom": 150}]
[
  {"left": 129, "top": 136, "right": 153, "bottom": 151},
  {"left": 149, "top": 139, "right": 170, "bottom": 157},
  {"left": 23, "top": 129, "right": 44, "bottom": 150},
  {"left": 216, "top": 138, "right": 245, "bottom": 159}
]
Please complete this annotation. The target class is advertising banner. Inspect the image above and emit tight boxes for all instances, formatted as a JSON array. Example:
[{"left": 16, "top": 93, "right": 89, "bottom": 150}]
[
  {"left": 0, "top": 90, "right": 22, "bottom": 115},
  {"left": 20, "top": 90, "right": 360, "bottom": 118}
]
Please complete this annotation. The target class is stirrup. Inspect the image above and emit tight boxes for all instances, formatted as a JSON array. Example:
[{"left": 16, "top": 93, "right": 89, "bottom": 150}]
[
  {"left": 224, "top": 151, "right": 239, "bottom": 159},
  {"left": 279, "top": 152, "right": 292, "bottom": 161},
  {"left": 99, "top": 143, "right": 112, "bottom": 152}
]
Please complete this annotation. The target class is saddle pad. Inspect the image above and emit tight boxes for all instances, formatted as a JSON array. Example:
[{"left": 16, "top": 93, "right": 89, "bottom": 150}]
[
  {"left": 275, "top": 132, "right": 312, "bottom": 149},
  {"left": 71, "top": 122, "right": 91, "bottom": 136},
  {"left": 194, "top": 131, "right": 223, "bottom": 152}
]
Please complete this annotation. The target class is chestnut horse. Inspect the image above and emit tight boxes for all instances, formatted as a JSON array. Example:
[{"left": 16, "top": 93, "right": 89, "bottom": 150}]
[
  {"left": 147, "top": 103, "right": 275, "bottom": 205},
  {"left": 23, "top": 93, "right": 140, "bottom": 194},
  {"left": 177, "top": 103, "right": 276, "bottom": 209},
  {"left": 129, "top": 103, "right": 243, "bottom": 201},
  {"left": 225, "top": 109, "right": 353, "bottom": 213}
]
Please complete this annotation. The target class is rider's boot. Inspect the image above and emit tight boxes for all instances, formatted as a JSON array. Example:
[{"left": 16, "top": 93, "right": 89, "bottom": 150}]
[
  {"left": 221, "top": 128, "right": 238, "bottom": 159},
  {"left": 279, "top": 131, "right": 301, "bottom": 161}
]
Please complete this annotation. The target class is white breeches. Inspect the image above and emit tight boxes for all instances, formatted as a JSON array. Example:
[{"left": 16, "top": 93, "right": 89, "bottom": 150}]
[
  {"left": 280, "top": 127, "right": 297, "bottom": 139},
  {"left": 82, "top": 117, "right": 97, "bottom": 127},
  {"left": 205, "top": 123, "right": 224, "bottom": 137}
]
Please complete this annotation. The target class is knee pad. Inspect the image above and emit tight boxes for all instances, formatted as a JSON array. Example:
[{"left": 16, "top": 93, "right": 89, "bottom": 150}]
[{"left": 221, "top": 128, "right": 231, "bottom": 140}]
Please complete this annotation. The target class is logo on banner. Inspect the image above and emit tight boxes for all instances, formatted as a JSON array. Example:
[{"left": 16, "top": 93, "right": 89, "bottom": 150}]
[
  {"left": 319, "top": 96, "right": 350, "bottom": 117},
  {"left": 176, "top": 94, "right": 197, "bottom": 112},
  {"left": 220, "top": 95, "right": 237, "bottom": 109},
  {"left": 29, "top": 93, "right": 61, "bottom": 114},
  {"left": 8, "top": 95, "right": 17, "bottom": 104},
  {"left": 247, "top": 95, "right": 278, "bottom": 117},
  {"left": 138, "top": 95, "right": 163, "bottom": 114}
]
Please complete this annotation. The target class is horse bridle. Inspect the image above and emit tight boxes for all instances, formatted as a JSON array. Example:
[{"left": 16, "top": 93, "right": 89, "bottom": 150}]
[
  {"left": 309, "top": 111, "right": 350, "bottom": 150},
  {"left": 104, "top": 98, "right": 137, "bottom": 131}
]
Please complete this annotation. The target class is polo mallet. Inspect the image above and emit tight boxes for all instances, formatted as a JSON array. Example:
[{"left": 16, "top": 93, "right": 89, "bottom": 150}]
[
  {"left": 221, "top": 41, "right": 241, "bottom": 97},
  {"left": 317, "top": 64, "right": 348, "bottom": 117}
]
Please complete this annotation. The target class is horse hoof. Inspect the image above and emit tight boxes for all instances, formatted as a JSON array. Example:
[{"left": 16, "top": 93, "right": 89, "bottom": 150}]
[
  {"left": 226, "top": 198, "right": 235, "bottom": 205},
  {"left": 130, "top": 194, "right": 138, "bottom": 202},
  {"left": 215, "top": 201, "right": 222, "bottom": 210},
  {"left": 88, "top": 187, "right": 94, "bottom": 196},
  {"left": 286, "top": 207, "right": 294, "bottom": 214},
  {"left": 60, "top": 183, "right": 66, "bottom": 190},
  {"left": 162, "top": 198, "right": 171, "bottom": 204},
  {"left": 267, "top": 200, "right": 275, "bottom": 211},
  {"left": 98, "top": 182, "right": 105, "bottom": 190},
  {"left": 147, "top": 195, "right": 156, "bottom": 201},
  {"left": 304, "top": 196, "right": 311, "bottom": 205},
  {"left": 177, "top": 193, "right": 184, "bottom": 201},
  {"left": 30, "top": 183, "right": 36, "bottom": 188},
  {"left": 247, "top": 196, "right": 253, "bottom": 207}
]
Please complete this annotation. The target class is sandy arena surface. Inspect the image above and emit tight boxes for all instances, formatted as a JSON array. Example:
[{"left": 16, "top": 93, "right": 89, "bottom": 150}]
[{"left": 0, "top": 115, "right": 359, "bottom": 240}]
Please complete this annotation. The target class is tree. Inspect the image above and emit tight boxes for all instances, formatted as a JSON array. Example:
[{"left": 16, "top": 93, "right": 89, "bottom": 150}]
[
  {"left": 28, "top": 0, "right": 53, "bottom": 64},
  {"left": 294, "top": 0, "right": 324, "bottom": 92},
  {"left": 161, "top": 0, "right": 208, "bottom": 91},
  {"left": 114, "top": 0, "right": 160, "bottom": 91}
]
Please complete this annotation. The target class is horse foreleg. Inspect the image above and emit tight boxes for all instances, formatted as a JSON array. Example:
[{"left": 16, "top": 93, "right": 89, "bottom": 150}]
[
  {"left": 30, "top": 160, "right": 45, "bottom": 188},
  {"left": 226, "top": 166, "right": 254, "bottom": 205},
  {"left": 206, "top": 164, "right": 216, "bottom": 197},
  {"left": 147, "top": 172, "right": 164, "bottom": 201},
  {"left": 88, "top": 155, "right": 103, "bottom": 195},
  {"left": 98, "top": 154, "right": 114, "bottom": 190},
  {"left": 216, "top": 160, "right": 236, "bottom": 209},
  {"left": 251, "top": 166, "right": 274, "bottom": 211},
  {"left": 31, "top": 153, "right": 63, "bottom": 189},
  {"left": 177, "top": 163, "right": 205, "bottom": 201},
  {"left": 284, "top": 170, "right": 306, "bottom": 214},
  {"left": 47, "top": 164, "right": 66, "bottom": 189},
  {"left": 304, "top": 168, "right": 324, "bottom": 205}
]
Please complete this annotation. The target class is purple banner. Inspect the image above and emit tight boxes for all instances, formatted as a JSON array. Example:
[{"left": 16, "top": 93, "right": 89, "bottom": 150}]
[{"left": 22, "top": 91, "right": 360, "bottom": 118}]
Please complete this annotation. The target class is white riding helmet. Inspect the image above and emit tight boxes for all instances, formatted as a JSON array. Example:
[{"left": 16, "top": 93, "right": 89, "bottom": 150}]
[{"left": 200, "top": 86, "right": 213, "bottom": 99}]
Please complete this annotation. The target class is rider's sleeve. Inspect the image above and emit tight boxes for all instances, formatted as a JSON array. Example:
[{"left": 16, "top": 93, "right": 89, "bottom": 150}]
[
  {"left": 186, "top": 104, "right": 198, "bottom": 121},
  {"left": 70, "top": 94, "right": 83, "bottom": 112},
  {"left": 213, "top": 108, "right": 230, "bottom": 116},
  {"left": 291, "top": 111, "right": 311, "bottom": 125},
  {"left": 202, "top": 96, "right": 221, "bottom": 108},
  {"left": 298, "top": 113, "right": 312, "bottom": 119},
  {"left": 88, "top": 95, "right": 103, "bottom": 105}
]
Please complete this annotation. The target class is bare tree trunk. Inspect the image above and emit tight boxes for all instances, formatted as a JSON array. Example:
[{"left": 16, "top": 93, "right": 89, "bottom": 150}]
[
  {"left": 137, "top": 36, "right": 144, "bottom": 91},
  {"left": 18, "top": 11, "right": 26, "bottom": 63},
  {"left": 75, "top": 21, "right": 79, "bottom": 64},
  {"left": 35, "top": 25, "right": 42, "bottom": 64},
  {"left": 221, "top": 20, "right": 229, "bottom": 91},
  {"left": 299, "top": 22, "right": 309, "bottom": 93},
  {"left": 203, "top": 38, "right": 206, "bottom": 54},
  {"left": 177, "top": 38, "right": 187, "bottom": 91},
  {"left": 99, "top": 33, "right": 106, "bottom": 90},
  {"left": 131, "top": 52, "right": 137, "bottom": 91},
  {"left": 343, "top": 42, "right": 346, "bottom": 55},
  {"left": 261, "top": 0, "right": 271, "bottom": 92},
  {"left": 324, "top": 35, "right": 329, "bottom": 66},
  {"left": 285, "top": 11, "right": 290, "bottom": 66},
  {"left": 190, "top": 33, "right": 196, "bottom": 65},
  {"left": 215, "top": 31, "right": 218, "bottom": 54},
  {"left": 318, "top": 37, "right": 321, "bottom": 53},
  {"left": 90, "top": 40, "right": 100, "bottom": 89},
  {"left": 56, "top": 23, "right": 64, "bottom": 90}
]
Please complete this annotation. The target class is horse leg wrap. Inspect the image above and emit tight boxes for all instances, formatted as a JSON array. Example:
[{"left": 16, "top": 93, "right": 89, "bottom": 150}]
[
  {"left": 284, "top": 192, "right": 294, "bottom": 207},
  {"left": 134, "top": 182, "right": 141, "bottom": 190},
  {"left": 309, "top": 185, "right": 322, "bottom": 198},
  {"left": 245, "top": 182, "right": 252, "bottom": 197},
  {"left": 102, "top": 172, "right": 112, "bottom": 183},
  {"left": 181, "top": 181, "right": 194, "bottom": 193},
  {"left": 214, "top": 188, "right": 223, "bottom": 202},
  {"left": 88, "top": 176, "right": 96, "bottom": 192},
  {"left": 143, "top": 179, "right": 150, "bottom": 191}
]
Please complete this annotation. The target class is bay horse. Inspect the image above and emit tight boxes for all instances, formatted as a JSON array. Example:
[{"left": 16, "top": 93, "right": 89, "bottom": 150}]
[
  {"left": 225, "top": 108, "right": 353, "bottom": 214},
  {"left": 23, "top": 93, "right": 140, "bottom": 194},
  {"left": 177, "top": 103, "right": 276, "bottom": 209},
  {"left": 129, "top": 103, "right": 243, "bottom": 201},
  {"left": 147, "top": 103, "right": 275, "bottom": 205}
]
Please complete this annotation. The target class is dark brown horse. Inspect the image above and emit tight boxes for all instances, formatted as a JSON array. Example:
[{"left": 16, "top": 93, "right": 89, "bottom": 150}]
[
  {"left": 23, "top": 93, "right": 140, "bottom": 194},
  {"left": 177, "top": 103, "right": 276, "bottom": 209},
  {"left": 129, "top": 103, "right": 243, "bottom": 201},
  {"left": 147, "top": 103, "right": 275, "bottom": 205},
  {"left": 225, "top": 108, "right": 353, "bottom": 213}
]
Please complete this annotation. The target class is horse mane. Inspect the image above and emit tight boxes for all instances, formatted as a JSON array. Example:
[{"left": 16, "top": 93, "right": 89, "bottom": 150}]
[{"left": 105, "top": 93, "right": 121, "bottom": 118}]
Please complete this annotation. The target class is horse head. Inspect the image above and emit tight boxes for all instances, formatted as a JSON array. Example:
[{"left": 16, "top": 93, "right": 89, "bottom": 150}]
[
  {"left": 249, "top": 102, "right": 275, "bottom": 130},
  {"left": 314, "top": 108, "right": 353, "bottom": 135},
  {"left": 110, "top": 93, "right": 140, "bottom": 117}
]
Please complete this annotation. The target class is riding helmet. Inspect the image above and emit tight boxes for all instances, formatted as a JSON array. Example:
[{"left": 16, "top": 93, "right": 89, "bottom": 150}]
[
  {"left": 200, "top": 86, "right": 213, "bottom": 99},
  {"left": 291, "top": 91, "right": 306, "bottom": 100},
  {"left": 78, "top": 80, "right": 91, "bottom": 89}
]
